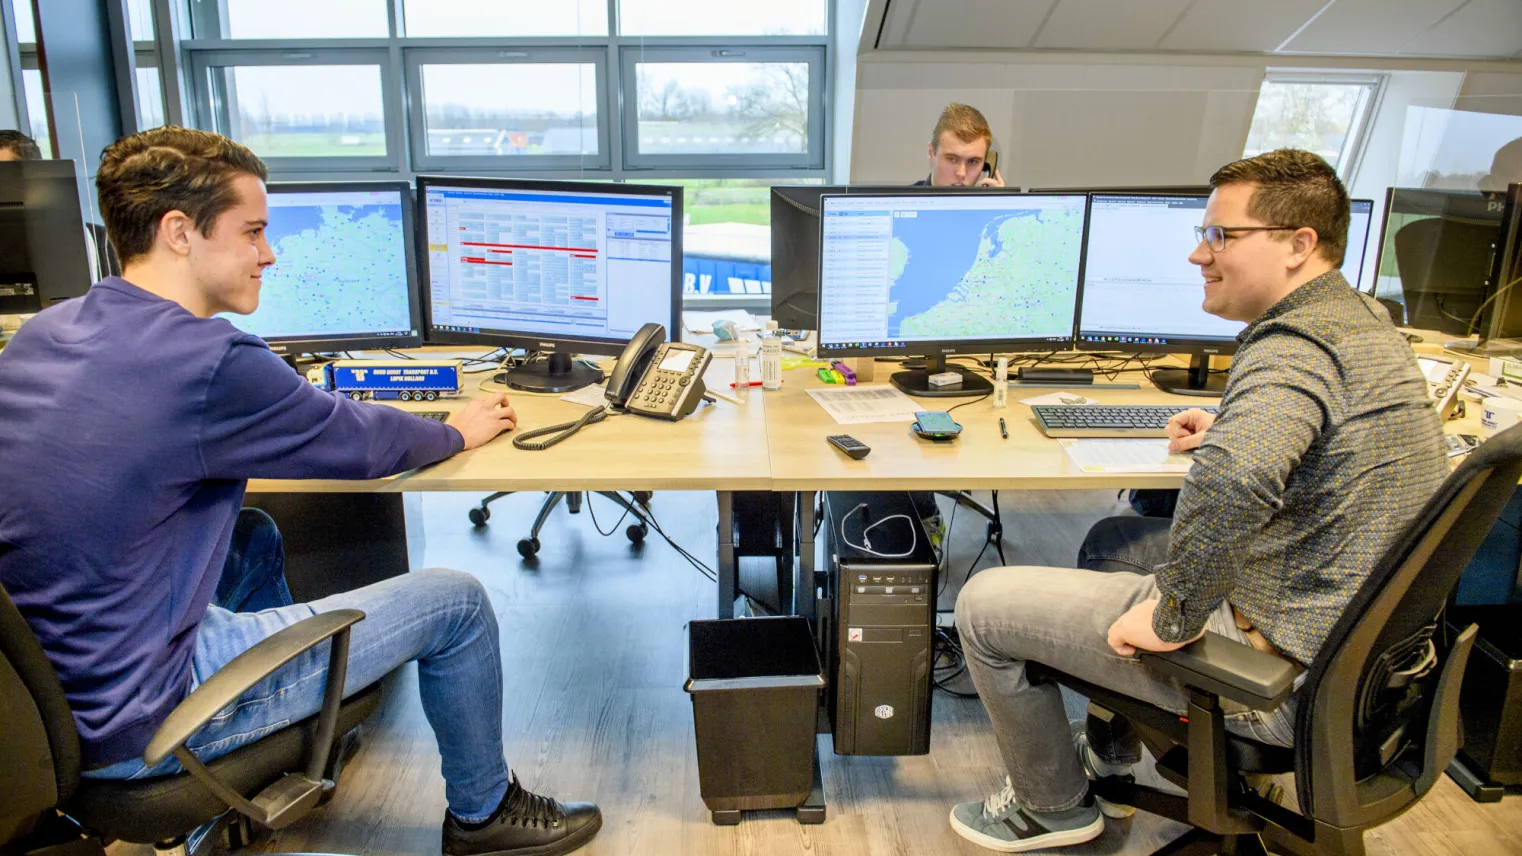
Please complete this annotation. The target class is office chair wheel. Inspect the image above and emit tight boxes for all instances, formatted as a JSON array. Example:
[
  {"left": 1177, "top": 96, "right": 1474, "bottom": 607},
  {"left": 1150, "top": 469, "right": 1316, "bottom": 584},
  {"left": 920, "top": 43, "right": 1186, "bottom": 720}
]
[
  {"left": 468, "top": 506, "right": 490, "bottom": 527},
  {"left": 627, "top": 523, "right": 648, "bottom": 544},
  {"left": 518, "top": 537, "right": 541, "bottom": 558},
  {"left": 633, "top": 491, "right": 653, "bottom": 505}
]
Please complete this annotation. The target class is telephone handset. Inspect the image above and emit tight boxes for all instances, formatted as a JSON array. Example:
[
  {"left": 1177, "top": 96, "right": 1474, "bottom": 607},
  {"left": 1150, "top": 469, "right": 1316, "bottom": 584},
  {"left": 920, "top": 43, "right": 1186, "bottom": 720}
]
[
  {"left": 606, "top": 323, "right": 711, "bottom": 420},
  {"left": 982, "top": 148, "right": 999, "bottom": 179},
  {"left": 606, "top": 322, "right": 668, "bottom": 409},
  {"left": 1416, "top": 355, "right": 1471, "bottom": 419}
]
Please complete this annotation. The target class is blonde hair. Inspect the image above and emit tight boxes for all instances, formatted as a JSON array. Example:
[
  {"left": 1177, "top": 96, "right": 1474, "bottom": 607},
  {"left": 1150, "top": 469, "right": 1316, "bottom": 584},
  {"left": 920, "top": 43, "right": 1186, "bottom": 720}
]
[{"left": 930, "top": 104, "right": 992, "bottom": 151}]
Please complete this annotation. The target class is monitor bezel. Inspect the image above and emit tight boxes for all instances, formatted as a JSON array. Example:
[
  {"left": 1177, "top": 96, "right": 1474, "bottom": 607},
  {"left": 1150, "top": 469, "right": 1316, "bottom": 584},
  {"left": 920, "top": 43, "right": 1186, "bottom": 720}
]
[
  {"left": 253, "top": 180, "right": 424, "bottom": 354},
  {"left": 417, "top": 175, "right": 682, "bottom": 357},
  {"left": 814, "top": 190, "right": 1089, "bottom": 360},
  {"left": 1073, "top": 192, "right": 1242, "bottom": 357},
  {"left": 1346, "top": 198, "right": 1375, "bottom": 290}
]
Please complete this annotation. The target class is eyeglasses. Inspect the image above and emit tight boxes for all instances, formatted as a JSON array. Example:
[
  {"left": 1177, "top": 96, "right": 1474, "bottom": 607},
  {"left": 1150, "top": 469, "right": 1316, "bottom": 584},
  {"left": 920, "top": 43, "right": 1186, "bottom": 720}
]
[{"left": 1193, "top": 224, "right": 1301, "bottom": 252}]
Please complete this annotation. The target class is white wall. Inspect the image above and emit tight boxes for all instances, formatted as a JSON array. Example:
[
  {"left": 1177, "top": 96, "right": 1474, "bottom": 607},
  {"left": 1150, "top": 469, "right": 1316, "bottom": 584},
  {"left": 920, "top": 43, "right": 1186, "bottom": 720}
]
[
  {"left": 831, "top": 0, "right": 869, "bottom": 179},
  {"left": 849, "top": 50, "right": 1522, "bottom": 192}
]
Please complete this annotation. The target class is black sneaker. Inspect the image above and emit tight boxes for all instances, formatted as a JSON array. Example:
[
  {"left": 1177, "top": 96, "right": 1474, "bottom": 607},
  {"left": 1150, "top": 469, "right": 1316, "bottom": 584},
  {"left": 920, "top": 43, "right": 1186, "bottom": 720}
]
[{"left": 442, "top": 775, "right": 602, "bottom": 856}]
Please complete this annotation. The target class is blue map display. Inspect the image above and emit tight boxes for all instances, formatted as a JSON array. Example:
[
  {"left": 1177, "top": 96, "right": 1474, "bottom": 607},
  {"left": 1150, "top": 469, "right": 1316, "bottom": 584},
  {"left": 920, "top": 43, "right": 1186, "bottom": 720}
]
[
  {"left": 226, "top": 202, "right": 412, "bottom": 341},
  {"left": 886, "top": 206, "right": 1085, "bottom": 341}
]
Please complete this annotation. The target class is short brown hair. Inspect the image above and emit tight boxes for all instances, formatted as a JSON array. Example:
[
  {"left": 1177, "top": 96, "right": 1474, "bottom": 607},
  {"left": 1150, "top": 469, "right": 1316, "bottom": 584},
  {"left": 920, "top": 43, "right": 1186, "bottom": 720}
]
[
  {"left": 930, "top": 103, "right": 992, "bottom": 151},
  {"left": 1210, "top": 149, "right": 1350, "bottom": 267},
  {"left": 0, "top": 129, "right": 41, "bottom": 160},
  {"left": 96, "top": 126, "right": 268, "bottom": 266}
]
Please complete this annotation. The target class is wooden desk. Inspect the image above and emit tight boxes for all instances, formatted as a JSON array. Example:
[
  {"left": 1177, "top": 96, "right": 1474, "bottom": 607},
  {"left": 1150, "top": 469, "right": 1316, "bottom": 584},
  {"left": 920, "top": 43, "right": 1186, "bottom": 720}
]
[{"left": 246, "top": 356, "right": 772, "bottom": 616}]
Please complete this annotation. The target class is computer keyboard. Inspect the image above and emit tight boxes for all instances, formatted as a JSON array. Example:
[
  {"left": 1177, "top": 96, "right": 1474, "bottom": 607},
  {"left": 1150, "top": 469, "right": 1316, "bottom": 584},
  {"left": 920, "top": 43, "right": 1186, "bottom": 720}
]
[{"left": 1031, "top": 404, "right": 1220, "bottom": 438}]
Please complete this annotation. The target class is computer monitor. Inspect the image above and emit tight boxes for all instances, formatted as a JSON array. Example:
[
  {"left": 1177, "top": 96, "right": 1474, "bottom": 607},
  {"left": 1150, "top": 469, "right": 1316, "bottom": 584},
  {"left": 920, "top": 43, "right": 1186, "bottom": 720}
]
[
  {"left": 419, "top": 177, "right": 681, "bottom": 393},
  {"left": 1372, "top": 187, "right": 1505, "bottom": 336},
  {"left": 0, "top": 160, "right": 93, "bottom": 313},
  {"left": 816, "top": 191, "right": 1088, "bottom": 397},
  {"left": 1076, "top": 194, "right": 1239, "bottom": 395},
  {"left": 1465, "top": 182, "right": 1522, "bottom": 355},
  {"left": 769, "top": 184, "right": 999, "bottom": 331},
  {"left": 226, "top": 181, "right": 423, "bottom": 357},
  {"left": 1346, "top": 198, "right": 1375, "bottom": 290},
  {"left": 1029, "top": 185, "right": 1213, "bottom": 196}
]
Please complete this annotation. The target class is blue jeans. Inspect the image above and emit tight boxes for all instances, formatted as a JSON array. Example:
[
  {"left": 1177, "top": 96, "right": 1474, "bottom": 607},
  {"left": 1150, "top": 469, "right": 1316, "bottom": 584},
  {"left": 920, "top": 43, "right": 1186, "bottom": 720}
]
[
  {"left": 955, "top": 515, "right": 1297, "bottom": 812},
  {"left": 83, "top": 508, "right": 511, "bottom": 823}
]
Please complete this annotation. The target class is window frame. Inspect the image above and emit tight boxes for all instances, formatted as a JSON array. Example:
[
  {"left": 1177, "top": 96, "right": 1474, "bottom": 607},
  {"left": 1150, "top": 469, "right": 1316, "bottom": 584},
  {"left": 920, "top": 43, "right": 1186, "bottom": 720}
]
[
  {"left": 1245, "top": 71, "right": 1386, "bottom": 182},
  {"left": 619, "top": 44, "right": 827, "bottom": 172},
  {"left": 403, "top": 46, "right": 613, "bottom": 173},
  {"left": 188, "top": 47, "right": 404, "bottom": 174}
]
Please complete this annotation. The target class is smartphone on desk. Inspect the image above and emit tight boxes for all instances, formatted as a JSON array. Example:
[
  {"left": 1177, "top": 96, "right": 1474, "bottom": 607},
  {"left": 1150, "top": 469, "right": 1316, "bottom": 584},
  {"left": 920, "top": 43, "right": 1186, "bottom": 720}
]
[{"left": 912, "top": 410, "right": 962, "bottom": 440}]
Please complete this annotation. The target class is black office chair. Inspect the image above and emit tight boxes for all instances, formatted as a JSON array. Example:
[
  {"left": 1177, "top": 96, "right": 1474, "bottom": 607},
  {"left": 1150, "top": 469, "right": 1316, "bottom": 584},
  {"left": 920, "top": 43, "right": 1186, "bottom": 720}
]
[
  {"left": 1394, "top": 216, "right": 1497, "bottom": 335},
  {"left": 469, "top": 490, "right": 653, "bottom": 559},
  {"left": 1030, "top": 421, "right": 1522, "bottom": 856},
  {"left": 2, "top": 582, "right": 380, "bottom": 856}
]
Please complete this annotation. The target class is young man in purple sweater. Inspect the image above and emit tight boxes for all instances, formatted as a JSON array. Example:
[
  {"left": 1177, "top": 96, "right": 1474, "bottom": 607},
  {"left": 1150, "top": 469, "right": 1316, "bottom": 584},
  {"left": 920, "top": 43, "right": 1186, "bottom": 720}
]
[{"left": 0, "top": 127, "right": 601, "bottom": 856}]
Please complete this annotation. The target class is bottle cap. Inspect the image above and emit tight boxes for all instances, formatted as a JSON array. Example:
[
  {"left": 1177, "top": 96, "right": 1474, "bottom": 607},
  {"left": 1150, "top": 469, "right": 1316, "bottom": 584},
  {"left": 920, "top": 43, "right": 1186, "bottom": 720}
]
[{"left": 765, "top": 320, "right": 779, "bottom": 332}]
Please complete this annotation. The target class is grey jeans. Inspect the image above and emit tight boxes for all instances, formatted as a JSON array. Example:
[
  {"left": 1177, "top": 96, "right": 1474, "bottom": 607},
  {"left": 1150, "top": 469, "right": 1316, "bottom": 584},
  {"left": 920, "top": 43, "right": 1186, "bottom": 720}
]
[{"left": 955, "top": 516, "right": 1298, "bottom": 812}]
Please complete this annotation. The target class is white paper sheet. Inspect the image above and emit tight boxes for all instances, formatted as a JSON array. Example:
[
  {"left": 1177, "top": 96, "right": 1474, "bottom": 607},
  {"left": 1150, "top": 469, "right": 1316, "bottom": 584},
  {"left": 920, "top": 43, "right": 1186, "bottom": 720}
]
[
  {"left": 682, "top": 309, "right": 763, "bottom": 334},
  {"left": 1059, "top": 439, "right": 1194, "bottom": 473},
  {"left": 559, "top": 384, "right": 609, "bottom": 407},
  {"left": 806, "top": 385, "right": 921, "bottom": 425}
]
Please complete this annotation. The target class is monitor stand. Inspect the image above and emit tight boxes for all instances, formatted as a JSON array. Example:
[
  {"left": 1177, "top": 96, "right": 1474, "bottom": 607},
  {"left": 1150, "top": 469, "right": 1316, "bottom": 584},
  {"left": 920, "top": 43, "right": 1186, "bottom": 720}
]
[
  {"left": 890, "top": 354, "right": 995, "bottom": 398},
  {"left": 1150, "top": 354, "right": 1228, "bottom": 397},
  {"left": 496, "top": 352, "right": 604, "bottom": 394}
]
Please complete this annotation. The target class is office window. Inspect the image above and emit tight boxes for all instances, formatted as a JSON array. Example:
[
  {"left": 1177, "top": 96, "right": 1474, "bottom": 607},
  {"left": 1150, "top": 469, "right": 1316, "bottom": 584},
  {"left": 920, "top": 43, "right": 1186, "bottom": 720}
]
[
  {"left": 198, "top": 0, "right": 389, "bottom": 39},
  {"left": 136, "top": 66, "right": 165, "bottom": 130},
  {"left": 9, "top": 0, "right": 33, "bottom": 43},
  {"left": 208, "top": 64, "right": 388, "bottom": 158},
  {"left": 403, "top": 0, "right": 607, "bottom": 37},
  {"left": 634, "top": 178, "right": 822, "bottom": 296},
  {"left": 418, "top": 63, "right": 599, "bottom": 157},
  {"left": 1242, "top": 75, "right": 1381, "bottom": 176},
  {"left": 619, "top": 0, "right": 826, "bottom": 36},
  {"left": 21, "top": 68, "right": 51, "bottom": 157},
  {"left": 127, "top": 0, "right": 153, "bottom": 41},
  {"left": 623, "top": 49, "right": 826, "bottom": 170}
]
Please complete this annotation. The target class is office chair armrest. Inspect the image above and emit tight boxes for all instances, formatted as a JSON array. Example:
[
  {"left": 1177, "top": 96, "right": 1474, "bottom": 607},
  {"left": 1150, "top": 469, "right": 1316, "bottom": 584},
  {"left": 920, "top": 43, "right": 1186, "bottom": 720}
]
[
  {"left": 144, "top": 609, "right": 365, "bottom": 767},
  {"left": 1140, "top": 632, "right": 1298, "bottom": 711}
]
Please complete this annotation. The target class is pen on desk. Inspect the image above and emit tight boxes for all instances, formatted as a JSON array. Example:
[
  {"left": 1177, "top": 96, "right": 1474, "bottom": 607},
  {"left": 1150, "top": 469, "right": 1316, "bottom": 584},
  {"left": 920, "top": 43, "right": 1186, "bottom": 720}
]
[
  {"left": 999, "top": 417, "right": 1008, "bottom": 439},
  {"left": 730, "top": 380, "right": 764, "bottom": 388}
]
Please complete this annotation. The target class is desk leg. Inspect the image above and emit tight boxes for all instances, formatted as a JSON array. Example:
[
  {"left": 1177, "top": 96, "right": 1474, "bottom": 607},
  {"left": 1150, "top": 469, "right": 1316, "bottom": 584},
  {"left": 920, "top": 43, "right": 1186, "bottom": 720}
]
[
  {"left": 717, "top": 490, "right": 736, "bottom": 619},
  {"left": 794, "top": 491, "right": 818, "bottom": 621}
]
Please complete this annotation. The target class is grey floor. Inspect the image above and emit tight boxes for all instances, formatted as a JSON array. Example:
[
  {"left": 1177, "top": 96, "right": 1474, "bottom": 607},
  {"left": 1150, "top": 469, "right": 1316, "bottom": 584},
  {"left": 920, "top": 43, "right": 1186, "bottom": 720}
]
[{"left": 108, "top": 489, "right": 1522, "bottom": 856}]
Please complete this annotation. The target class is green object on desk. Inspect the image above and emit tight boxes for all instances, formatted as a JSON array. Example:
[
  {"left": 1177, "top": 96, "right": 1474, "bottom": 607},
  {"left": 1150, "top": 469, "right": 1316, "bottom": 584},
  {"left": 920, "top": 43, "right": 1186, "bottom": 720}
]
[{"left": 817, "top": 367, "right": 836, "bottom": 383}]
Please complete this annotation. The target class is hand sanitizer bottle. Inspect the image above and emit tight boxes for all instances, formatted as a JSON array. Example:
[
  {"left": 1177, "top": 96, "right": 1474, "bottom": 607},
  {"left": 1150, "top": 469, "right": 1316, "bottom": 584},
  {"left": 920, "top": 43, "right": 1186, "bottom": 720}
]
[
  {"left": 734, "top": 336, "right": 751, "bottom": 399},
  {"left": 761, "top": 321, "right": 783, "bottom": 391}
]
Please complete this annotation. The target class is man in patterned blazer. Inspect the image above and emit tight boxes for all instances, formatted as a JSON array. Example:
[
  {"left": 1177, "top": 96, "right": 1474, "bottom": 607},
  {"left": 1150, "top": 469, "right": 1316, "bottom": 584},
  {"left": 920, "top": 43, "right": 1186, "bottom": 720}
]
[{"left": 946, "top": 149, "right": 1448, "bottom": 853}]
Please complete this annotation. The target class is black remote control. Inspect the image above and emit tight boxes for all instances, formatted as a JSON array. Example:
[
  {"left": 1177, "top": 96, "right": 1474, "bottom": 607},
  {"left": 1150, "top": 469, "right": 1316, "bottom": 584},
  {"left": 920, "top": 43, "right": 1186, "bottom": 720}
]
[{"left": 827, "top": 434, "right": 870, "bottom": 459}]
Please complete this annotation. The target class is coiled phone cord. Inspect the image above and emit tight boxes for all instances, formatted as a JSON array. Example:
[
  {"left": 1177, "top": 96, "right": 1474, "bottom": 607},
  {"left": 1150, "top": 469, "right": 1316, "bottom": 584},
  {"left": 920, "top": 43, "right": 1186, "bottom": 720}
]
[{"left": 512, "top": 405, "right": 616, "bottom": 451}]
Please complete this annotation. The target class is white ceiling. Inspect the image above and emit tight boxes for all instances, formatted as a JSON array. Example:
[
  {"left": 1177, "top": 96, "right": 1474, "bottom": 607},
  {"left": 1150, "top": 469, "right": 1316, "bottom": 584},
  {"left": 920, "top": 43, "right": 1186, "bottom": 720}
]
[{"left": 869, "top": 0, "right": 1522, "bottom": 59}]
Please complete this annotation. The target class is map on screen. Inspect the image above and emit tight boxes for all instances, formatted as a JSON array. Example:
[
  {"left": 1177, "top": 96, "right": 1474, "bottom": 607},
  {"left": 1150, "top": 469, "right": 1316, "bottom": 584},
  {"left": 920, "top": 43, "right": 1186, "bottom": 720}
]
[
  {"left": 888, "top": 206, "right": 1084, "bottom": 341},
  {"left": 230, "top": 197, "right": 412, "bottom": 340}
]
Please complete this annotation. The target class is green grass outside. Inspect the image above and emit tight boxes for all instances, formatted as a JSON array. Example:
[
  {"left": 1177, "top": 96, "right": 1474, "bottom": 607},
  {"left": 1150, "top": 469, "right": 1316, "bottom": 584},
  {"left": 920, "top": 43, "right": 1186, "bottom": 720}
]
[
  {"left": 688, "top": 202, "right": 770, "bottom": 226},
  {"left": 240, "top": 133, "right": 387, "bottom": 158}
]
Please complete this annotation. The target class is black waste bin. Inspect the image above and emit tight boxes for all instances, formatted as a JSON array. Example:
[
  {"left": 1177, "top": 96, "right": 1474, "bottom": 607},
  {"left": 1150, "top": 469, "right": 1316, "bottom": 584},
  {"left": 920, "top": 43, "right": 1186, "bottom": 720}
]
[{"left": 685, "top": 616, "right": 824, "bottom": 825}]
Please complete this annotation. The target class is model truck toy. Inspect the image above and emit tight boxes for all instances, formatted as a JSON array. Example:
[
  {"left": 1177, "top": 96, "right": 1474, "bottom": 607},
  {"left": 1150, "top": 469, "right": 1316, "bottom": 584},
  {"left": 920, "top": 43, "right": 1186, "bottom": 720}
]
[{"left": 309, "top": 360, "right": 463, "bottom": 401}]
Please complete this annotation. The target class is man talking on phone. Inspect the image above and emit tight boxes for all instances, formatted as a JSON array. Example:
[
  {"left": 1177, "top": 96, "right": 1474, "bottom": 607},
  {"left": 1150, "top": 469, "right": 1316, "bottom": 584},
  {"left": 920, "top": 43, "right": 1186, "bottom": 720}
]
[{"left": 915, "top": 103, "right": 1005, "bottom": 188}]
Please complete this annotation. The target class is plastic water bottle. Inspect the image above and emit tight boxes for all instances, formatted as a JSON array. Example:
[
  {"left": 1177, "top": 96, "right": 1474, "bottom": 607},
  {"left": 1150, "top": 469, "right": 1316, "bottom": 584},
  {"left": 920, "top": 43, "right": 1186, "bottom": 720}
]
[
  {"left": 761, "top": 321, "right": 783, "bottom": 391},
  {"left": 734, "top": 336, "right": 751, "bottom": 399},
  {"left": 993, "top": 357, "right": 1008, "bottom": 408}
]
